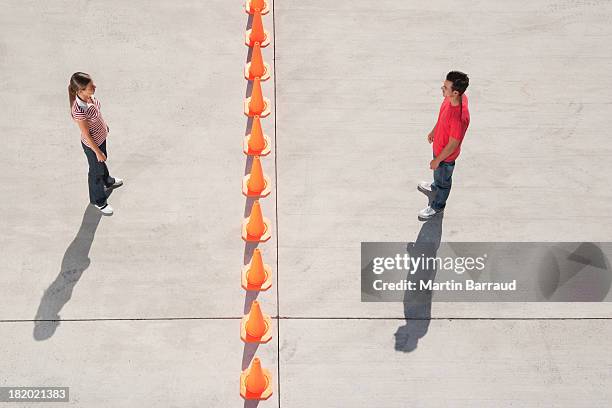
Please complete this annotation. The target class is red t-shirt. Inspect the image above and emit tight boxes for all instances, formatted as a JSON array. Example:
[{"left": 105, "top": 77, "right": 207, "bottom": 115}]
[{"left": 433, "top": 94, "right": 470, "bottom": 162}]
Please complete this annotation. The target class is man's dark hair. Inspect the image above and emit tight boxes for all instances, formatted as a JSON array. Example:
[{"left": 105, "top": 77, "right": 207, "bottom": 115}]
[{"left": 446, "top": 71, "right": 469, "bottom": 95}]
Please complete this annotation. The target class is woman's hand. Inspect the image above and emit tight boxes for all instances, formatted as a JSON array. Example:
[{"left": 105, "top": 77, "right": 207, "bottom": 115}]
[{"left": 95, "top": 150, "right": 107, "bottom": 162}]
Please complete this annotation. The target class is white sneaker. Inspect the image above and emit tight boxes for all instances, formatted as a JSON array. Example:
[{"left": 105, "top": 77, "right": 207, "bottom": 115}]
[
  {"left": 417, "top": 181, "right": 434, "bottom": 193},
  {"left": 418, "top": 206, "right": 442, "bottom": 220},
  {"left": 94, "top": 203, "right": 114, "bottom": 215}
]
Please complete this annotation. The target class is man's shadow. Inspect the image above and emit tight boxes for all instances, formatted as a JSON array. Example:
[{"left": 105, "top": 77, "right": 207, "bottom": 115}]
[
  {"left": 394, "top": 191, "right": 444, "bottom": 352},
  {"left": 33, "top": 201, "right": 105, "bottom": 340}
]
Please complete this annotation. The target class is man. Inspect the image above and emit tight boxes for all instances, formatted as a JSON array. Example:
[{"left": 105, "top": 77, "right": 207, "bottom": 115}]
[{"left": 418, "top": 71, "right": 470, "bottom": 220}]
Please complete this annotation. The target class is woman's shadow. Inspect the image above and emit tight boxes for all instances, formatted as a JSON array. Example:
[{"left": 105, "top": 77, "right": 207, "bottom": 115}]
[
  {"left": 394, "top": 191, "right": 444, "bottom": 352},
  {"left": 33, "top": 201, "right": 106, "bottom": 341}
]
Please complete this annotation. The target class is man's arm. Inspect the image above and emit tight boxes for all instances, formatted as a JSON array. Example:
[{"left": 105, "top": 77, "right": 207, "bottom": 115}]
[
  {"left": 430, "top": 138, "right": 460, "bottom": 169},
  {"left": 427, "top": 125, "right": 436, "bottom": 143}
]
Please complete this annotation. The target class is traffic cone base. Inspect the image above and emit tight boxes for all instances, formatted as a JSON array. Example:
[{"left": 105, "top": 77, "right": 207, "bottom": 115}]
[
  {"left": 241, "top": 262, "right": 273, "bottom": 291},
  {"left": 240, "top": 366, "right": 273, "bottom": 400},
  {"left": 241, "top": 314, "right": 273, "bottom": 343},
  {"left": 243, "top": 134, "right": 271, "bottom": 156},
  {"left": 245, "top": 29, "right": 270, "bottom": 48},
  {"left": 244, "top": 61, "right": 271, "bottom": 81},
  {"left": 241, "top": 216, "right": 272, "bottom": 242},
  {"left": 244, "top": 97, "right": 271, "bottom": 117},
  {"left": 242, "top": 174, "right": 271, "bottom": 198},
  {"left": 244, "top": 0, "right": 270, "bottom": 15}
]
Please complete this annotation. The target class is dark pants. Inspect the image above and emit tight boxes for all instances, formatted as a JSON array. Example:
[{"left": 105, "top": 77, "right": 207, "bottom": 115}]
[
  {"left": 82, "top": 141, "right": 115, "bottom": 206},
  {"left": 431, "top": 156, "right": 455, "bottom": 211}
]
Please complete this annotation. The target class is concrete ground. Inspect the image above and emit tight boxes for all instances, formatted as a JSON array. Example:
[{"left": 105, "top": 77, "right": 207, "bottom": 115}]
[{"left": 1, "top": 0, "right": 611, "bottom": 406}]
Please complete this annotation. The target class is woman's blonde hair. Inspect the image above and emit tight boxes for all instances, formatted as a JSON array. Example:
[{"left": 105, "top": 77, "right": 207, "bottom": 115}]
[{"left": 68, "top": 72, "right": 92, "bottom": 110}]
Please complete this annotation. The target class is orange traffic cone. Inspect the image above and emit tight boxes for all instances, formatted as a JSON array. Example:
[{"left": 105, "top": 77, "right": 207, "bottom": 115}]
[
  {"left": 243, "top": 116, "right": 271, "bottom": 156},
  {"left": 244, "top": 0, "right": 269, "bottom": 15},
  {"left": 240, "top": 357, "right": 273, "bottom": 400},
  {"left": 244, "top": 42, "right": 270, "bottom": 81},
  {"left": 242, "top": 200, "right": 271, "bottom": 242},
  {"left": 242, "top": 248, "right": 272, "bottom": 291},
  {"left": 243, "top": 156, "right": 271, "bottom": 198},
  {"left": 241, "top": 300, "right": 273, "bottom": 343},
  {"left": 245, "top": 10, "right": 270, "bottom": 47},
  {"left": 244, "top": 77, "right": 271, "bottom": 117}
]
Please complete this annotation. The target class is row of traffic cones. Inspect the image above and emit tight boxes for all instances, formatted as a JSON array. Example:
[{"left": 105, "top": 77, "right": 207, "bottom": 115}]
[{"left": 240, "top": 0, "right": 274, "bottom": 402}]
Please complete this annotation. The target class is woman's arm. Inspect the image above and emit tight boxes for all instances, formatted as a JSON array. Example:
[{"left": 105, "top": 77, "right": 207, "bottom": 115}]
[{"left": 75, "top": 120, "right": 106, "bottom": 162}]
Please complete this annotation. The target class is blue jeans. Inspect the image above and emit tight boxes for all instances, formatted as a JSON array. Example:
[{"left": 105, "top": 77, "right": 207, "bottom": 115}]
[
  {"left": 82, "top": 140, "right": 115, "bottom": 206},
  {"left": 431, "top": 156, "right": 455, "bottom": 211}
]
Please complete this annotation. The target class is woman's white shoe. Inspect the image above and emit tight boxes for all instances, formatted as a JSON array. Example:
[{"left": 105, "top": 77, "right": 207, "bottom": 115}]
[
  {"left": 417, "top": 181, "right": 434, "bottom": 193},
  {"left": 418, "top": 206, "right": 441, "bottom": 220},
  {"left": 94, "top": 203, "right": 114, "bottom": 215},
  {"left": 110, "top": 178, "right": 123, "bottom": 189}
]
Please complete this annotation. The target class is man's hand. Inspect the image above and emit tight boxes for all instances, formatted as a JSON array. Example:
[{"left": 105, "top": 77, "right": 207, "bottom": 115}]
[
  {"left": 95, "top": 150, "right": 107, "bottom": 162},
  {"left": 427, "top": 132, "right": 434, "bottom": 144},
  {"left": 430, "top": 159, "right": 440, "bottom": 170}
]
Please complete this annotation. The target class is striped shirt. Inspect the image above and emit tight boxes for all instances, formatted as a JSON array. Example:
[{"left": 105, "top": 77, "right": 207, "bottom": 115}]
[{"left": 71, "top": 95, "right": 108, "bottom": 148}]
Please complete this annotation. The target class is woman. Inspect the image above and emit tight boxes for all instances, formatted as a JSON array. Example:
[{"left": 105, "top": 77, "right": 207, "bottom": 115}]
[{"left": 68, "top": 72, "right": 123, "bottom": 215}]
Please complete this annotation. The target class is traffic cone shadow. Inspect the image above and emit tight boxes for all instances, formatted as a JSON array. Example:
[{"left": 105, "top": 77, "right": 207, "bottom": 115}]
[
  {"left": 243, "top": 156, "right": 256, "bottom": 211},
  {"left": 245, "top": 12, "right": 253, "bottom": 31},
  {"left": 243, "top": 290, "right": 260, "bottom": 313},
  {"left": 245, "top": 46, "right": 254, "bottom": 77},
  {"left": 243, "top": 154, "right": 254, "bottom": 177},
  {"left": 243, "top": 197, "right": 256, "bottom": 218},
  {"left": 241, "top": 342, "right": 260, "bottom": 370},
  {"left": 244, "top": 80, "right": 254, "bottom": 100},
  {"left": 243, "top": 243, "right": 259, "bottom": 273}
]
